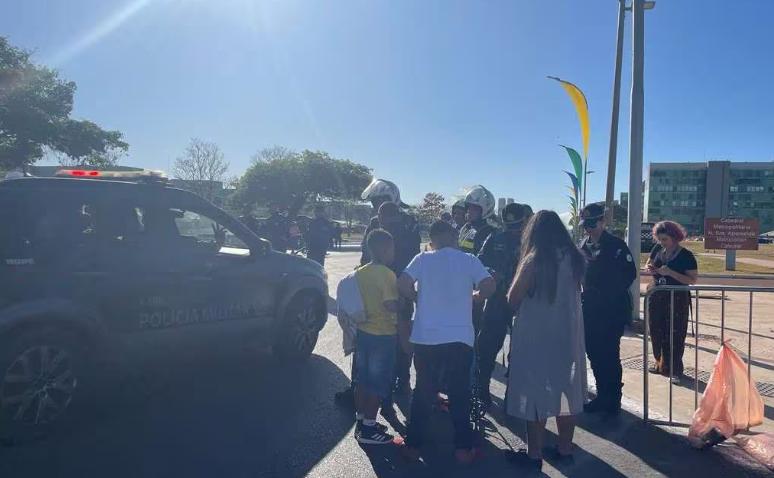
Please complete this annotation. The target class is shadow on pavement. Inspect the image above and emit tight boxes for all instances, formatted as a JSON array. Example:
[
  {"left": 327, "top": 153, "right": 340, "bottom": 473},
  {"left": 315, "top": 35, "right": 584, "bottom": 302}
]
[
  {"left": 485, "top": 396, "right": 625, "bottom": 478},
  {"left": 0, "top": 349, "right": 354, "bottom": 478},
  {"left": 463, "top": 341, "right": 769, "bottom": 476},
  {"left": 484, "top": 392, "right": 770, "bottom": 477},
  {"left": 571, "top": 403, "right": 768, "bottom": 477},
  {"left": 357, "top": 412, "right": 534, "bottom": 478}
]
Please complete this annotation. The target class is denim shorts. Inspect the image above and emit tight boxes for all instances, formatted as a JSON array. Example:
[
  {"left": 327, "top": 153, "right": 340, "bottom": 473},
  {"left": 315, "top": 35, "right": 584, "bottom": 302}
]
[{"left": 354, "top": 331, "right": 397, "bottom": 398}]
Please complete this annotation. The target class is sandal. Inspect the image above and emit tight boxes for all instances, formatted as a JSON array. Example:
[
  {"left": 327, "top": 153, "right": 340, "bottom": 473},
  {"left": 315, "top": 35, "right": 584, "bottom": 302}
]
[
  {"left": 506, "top": 449, "right": 543, "bottom": 469},
  {"left": 648, "top": 365, "right": 660, "bottom": 374},
  {"left": 544, "top": 446, "right": 575, "bottom": 463}
]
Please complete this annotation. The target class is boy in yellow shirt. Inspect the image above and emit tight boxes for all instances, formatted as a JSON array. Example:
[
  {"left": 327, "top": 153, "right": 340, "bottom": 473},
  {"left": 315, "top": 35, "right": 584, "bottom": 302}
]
[{"left": 354, "top": 229, "right": 400, "bottom": 445}]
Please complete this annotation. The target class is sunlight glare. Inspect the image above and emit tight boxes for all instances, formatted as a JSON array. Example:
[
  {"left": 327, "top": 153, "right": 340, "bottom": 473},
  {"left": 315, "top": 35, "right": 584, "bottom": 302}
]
[{"left": 47, "top": 0, "right": 154, "bottom": 66}]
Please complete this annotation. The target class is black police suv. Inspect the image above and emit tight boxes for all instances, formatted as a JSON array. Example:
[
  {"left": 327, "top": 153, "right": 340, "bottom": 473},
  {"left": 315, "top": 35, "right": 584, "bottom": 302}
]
[{"left": 0, "top": 170, "right": 329, "bottom": 432}]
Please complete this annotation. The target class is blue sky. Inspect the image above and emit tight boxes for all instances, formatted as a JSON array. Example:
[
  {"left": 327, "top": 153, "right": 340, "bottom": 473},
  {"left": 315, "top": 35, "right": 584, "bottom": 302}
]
[{"left": 3, "top": 0, "right": 774, "bottom": 210}]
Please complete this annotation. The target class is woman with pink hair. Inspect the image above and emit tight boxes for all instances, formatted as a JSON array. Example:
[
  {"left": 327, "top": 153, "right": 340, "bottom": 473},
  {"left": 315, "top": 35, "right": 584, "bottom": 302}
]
[{"left": 645, "top": 221, "right": 698, "bottom": 384}]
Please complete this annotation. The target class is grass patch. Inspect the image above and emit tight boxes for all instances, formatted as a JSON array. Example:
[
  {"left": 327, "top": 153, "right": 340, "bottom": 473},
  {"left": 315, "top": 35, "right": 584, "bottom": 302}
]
[
  {"left": 640, "top": 247, "right": 774, "bottom": 275},
  {"left": 683, "top": 241, "right": 774, "bottom": 259}
]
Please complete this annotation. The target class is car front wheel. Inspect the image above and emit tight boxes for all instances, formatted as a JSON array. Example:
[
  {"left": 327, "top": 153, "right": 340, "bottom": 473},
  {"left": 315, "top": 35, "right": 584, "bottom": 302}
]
[
  {"left": 0, "top": 328, "right": 89, "bottom": 437},
  {"left": 273, "top": 291, "right": 325, "bottom": 362}
]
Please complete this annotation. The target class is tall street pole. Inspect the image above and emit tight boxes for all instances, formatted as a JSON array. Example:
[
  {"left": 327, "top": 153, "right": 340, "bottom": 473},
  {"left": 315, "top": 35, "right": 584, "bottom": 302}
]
[
  {"left": 605, "top": 0, "right": 626, "bottom": 224},
  {"left": 627, "top": 0, "right": 646, "bottom": 321}
]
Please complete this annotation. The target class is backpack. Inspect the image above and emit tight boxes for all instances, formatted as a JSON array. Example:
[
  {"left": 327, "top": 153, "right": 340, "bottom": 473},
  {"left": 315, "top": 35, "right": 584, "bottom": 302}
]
[{"left": 335, "top": 270, "right": 367, "bottom": 355}]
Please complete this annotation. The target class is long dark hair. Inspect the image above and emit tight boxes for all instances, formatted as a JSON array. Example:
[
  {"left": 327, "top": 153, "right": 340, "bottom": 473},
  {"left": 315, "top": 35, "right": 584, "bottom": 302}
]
[{"left": 519, "top": 210, "right": 586, "bottom": 303}]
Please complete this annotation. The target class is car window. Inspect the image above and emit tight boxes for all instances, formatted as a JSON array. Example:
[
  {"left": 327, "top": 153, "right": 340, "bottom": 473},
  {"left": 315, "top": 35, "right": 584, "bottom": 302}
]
[
  {"left": 137, "top": 206, "right": 249, "bottom": 252},
  {"left": 25, "top": 193, "right": 102, "bottom": 267},
  {"left": 0, "top": 194, "right": 33, "bottom": 263},
  {"left": 175, "top": 210, "right": 249, "bottom": 250}
]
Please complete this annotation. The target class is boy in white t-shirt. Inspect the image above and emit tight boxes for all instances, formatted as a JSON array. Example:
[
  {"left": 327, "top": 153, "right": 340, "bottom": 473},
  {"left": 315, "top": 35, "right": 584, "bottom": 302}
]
[{"left": 398, "top": 220, "right": 495, "bottom": 464}]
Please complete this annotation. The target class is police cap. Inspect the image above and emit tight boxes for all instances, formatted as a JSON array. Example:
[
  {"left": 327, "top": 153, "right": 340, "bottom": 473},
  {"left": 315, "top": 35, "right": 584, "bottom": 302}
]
[
  {"left": 501, "top": 203, "right": 533, "bottom": 226},
  {"left": 579, "top": 202, "right": 606, "bottom": 227}
]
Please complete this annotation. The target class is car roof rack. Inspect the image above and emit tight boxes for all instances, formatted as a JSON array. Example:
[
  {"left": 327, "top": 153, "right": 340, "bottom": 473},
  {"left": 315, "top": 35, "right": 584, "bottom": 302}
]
[{"left": 55, "top": 168, "right": 168, "bottom": 184}]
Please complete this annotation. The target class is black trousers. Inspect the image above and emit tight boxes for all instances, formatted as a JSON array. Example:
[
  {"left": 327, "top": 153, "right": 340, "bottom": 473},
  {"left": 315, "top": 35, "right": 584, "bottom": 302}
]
[
  {"left": 406, "top": 342, "right": 473, "bottom": 450},
  {"left": 583, "top": 304, "right": 625, "bottom": 405},
  {"left": 395, "top": 342, "right": 412, "bottom": 386},
  {"left": 307, "top": 249, "right": 326, "bottom": 266},
  {"left": 395, "top": 303, "right": 414, "bottom": 387},
  {"left": 647, "top": 290, "right": 690, "bottom": 375},
  {"left": 477, "top": 294, "right": 511, "bottom": 393}
]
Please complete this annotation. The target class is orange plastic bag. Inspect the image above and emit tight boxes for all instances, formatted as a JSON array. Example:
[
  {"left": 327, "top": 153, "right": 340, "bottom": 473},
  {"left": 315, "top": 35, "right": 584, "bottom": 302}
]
[{"left": 688, "top": 342, "right": 764, "bottom": 449}]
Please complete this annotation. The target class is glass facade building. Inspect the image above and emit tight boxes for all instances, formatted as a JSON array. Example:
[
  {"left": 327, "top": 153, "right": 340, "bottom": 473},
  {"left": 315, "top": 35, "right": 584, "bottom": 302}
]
[{"left": 646, "top": 161, "right": 774, "bottom": 235}]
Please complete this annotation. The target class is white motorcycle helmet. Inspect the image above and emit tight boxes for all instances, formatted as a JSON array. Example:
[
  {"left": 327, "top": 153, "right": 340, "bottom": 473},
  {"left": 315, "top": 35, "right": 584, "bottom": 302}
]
[
  {"left": 464, "top": 185, "right": 496, "bottom": 219},
  {"left": 361, "top": 178, "right": 401, "bottom": 205}
]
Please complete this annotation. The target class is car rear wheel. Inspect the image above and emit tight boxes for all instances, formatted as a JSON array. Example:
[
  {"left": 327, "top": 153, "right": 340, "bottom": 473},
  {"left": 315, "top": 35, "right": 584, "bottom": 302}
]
[
  {"left": 0, "top": 328, "right": 90, "bottom": 438},
  {"left": 273, "top": 292, "right": 325, "bottom": 362}
]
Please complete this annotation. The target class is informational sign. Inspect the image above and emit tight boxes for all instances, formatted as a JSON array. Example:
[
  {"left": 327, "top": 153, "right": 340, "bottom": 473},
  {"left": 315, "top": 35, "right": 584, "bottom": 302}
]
[{"left": 704, "top": 217, "right": 760, "bottom": 250}]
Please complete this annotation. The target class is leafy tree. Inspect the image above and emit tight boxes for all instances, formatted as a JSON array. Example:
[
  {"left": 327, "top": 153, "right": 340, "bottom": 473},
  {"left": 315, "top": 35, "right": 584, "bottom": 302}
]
[
  {"left": 609, "top": 202, "right": 629, "bottom": 238},
  {"left": 172, "top": 138, "right": 230, "bottom": 202},
  {"left": 54, "top": 147, "right": 126, "bottom": 169},
  {"left": 236, "top": 147, "right": 372, "bottom": 216},
  {"left": 417, "top": 192, "right": 446, "bottom": 229},
  {"left": 0, "top": 37, "right": 128, "bottom": 171}
]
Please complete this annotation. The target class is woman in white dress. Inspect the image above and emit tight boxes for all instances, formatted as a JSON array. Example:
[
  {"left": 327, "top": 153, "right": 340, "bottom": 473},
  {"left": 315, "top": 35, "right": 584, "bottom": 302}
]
[{"left": 505, "top": 210, "right": 587, "bottom": 469}]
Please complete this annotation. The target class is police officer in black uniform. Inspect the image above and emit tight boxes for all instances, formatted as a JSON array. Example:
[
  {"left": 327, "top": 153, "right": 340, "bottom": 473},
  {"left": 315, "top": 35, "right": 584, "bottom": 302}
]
[
  {"left": 306, "top": 205, "right": 333, "bottom": 266},
  {"left": 335, "top": 179, "right": 420, "bottom": 412},
  {"left": 579, "top": 203, "right": 637, "bottom": 414},
  {"left": 262, "top": 204, "right": 290, "bottom": 253},
  {"left": 477, "top": 203, "right": 532, "bottom": 408},
  {"left": 373, "top": 203, "right": 421, "bottom": 407},
  {"left": 458, "top": 185, "right": 497, "bottom": 255},
  {"left": 451, "top": 199, "right": 467, "bottom": 232},
  {"left": 458, "top": 185, "right": 498, "bottom": 356}
]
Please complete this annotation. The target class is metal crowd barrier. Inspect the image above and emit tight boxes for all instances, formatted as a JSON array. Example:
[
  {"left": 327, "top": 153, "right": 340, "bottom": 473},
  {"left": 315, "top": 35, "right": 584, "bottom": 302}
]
[{"left": 642, "top": 284, "right": 774, "bottom": 425}]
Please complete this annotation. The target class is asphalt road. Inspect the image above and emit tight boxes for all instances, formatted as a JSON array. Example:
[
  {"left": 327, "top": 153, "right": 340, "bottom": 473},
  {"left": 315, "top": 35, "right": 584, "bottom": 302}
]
[{"left": 1, "top": 251, "right": 770, "bottom": 477}]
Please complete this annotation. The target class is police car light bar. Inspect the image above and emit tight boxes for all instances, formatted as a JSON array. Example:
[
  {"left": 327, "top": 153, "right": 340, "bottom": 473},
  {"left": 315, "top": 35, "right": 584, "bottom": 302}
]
[{"left": 55, "top": 169, "right": 168, "bottom": 181}]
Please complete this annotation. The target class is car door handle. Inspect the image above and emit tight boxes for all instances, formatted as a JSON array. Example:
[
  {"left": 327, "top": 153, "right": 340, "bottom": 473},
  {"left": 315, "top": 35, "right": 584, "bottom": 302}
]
[
  {"left": 73, "top": 271, "right": 109, "bottom": 281},
  {"left": 190, "top": 275, "right": 214, "bottom": 282}
]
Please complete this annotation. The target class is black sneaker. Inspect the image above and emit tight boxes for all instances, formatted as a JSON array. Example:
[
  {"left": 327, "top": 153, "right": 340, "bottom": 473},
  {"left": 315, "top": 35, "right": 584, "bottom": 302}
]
[
  {"left": 506, "top": 449, "right": 542, "bottom": 470},
  {"left": 356, "top": 424, "right": 395, "bottom": 445},
  {"left": 583, "top": 397, "right": 606, "bottom": 414},
  {"left": 604, "top": 400, "right": 622, "bottom": 415},
  {"left": 585, "top": 397, "right": 621, "bottom": 415},
  {"left": 357, "top": 420, "right": 389, "bottom": 434}
]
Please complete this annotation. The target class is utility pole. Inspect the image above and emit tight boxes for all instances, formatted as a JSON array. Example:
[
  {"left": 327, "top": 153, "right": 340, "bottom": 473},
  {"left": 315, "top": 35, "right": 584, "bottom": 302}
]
[
  {"left": 605, "top": 0, "right": 626, "bottom": 223},
  {"left": 627, "top": 0, "right": 646, "bottom": 321}
]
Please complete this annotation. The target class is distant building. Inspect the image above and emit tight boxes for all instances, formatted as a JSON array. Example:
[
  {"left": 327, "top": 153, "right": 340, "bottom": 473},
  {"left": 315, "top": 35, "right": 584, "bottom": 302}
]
[{"left": 645, "top": 161, "right": 774, "bottom": 234}]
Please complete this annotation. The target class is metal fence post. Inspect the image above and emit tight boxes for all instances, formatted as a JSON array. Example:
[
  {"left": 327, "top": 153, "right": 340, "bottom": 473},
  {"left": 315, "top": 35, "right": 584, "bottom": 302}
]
[
  {"left": 721, "top": 290, "right": 726, "bottom": 343},
  {"left": 643, "top": 290, "right": 650, "bottom": 422},
  {"left": 669, "top": 290, "right": 674, "bottom": 424},
  {"left": 637, "top": 284, "right": 774, "bottom": 426},
  {"left": 694, "top": 291, "right": 700, "bottom": 411},
  {"left": 748, "top": 291, "right": 753, "bottom": 430}
]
